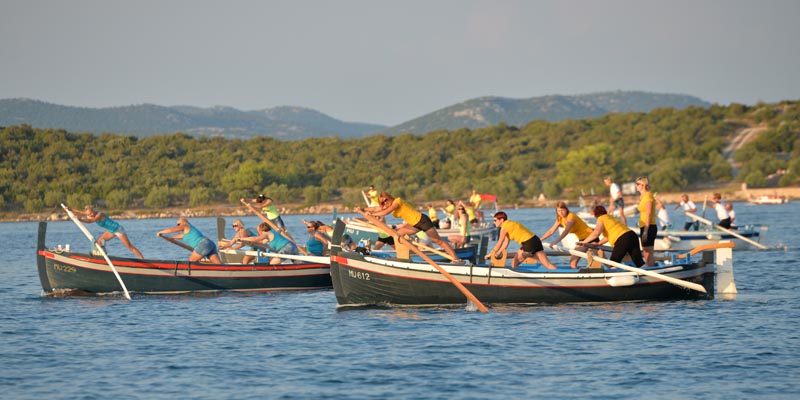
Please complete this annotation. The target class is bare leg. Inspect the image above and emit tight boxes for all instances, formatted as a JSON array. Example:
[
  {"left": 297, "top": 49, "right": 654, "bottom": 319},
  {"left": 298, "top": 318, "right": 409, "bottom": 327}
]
[
  {"left": 118, "top": 233, "right": 144, "bottom": 259},
  {"left": 425, "top": 228, "right": 459, "bottom": 261},
  {"left": 536, "top": 251, "right": 557, "bottom": 270}
]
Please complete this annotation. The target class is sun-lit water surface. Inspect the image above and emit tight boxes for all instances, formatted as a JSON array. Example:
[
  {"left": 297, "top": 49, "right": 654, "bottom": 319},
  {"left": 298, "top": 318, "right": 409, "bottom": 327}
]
[{"left": 2, "top": 203, "right": 799, "bottom": 399}]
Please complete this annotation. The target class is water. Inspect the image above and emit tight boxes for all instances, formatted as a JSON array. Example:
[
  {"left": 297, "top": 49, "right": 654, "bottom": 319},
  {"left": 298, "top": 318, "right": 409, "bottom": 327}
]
[{"left": 2, "top": 204, "right": 799, "bottom": 399}]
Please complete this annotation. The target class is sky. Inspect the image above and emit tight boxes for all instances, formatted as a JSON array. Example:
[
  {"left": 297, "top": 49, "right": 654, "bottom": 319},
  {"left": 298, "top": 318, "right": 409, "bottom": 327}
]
[{"left": 2, "top": 0, "right": 799, "bottom": 126}]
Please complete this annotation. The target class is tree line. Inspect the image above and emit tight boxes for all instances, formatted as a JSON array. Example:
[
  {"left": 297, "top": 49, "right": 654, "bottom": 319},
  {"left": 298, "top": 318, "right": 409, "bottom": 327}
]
[{"left": 1, "top": 101, "right": 798, "bottom": 213}]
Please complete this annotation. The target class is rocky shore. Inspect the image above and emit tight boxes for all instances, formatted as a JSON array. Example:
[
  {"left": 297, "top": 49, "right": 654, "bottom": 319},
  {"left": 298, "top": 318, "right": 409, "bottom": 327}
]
[{"left": 3, "top": 186, "right": 796, "bottom": 223}]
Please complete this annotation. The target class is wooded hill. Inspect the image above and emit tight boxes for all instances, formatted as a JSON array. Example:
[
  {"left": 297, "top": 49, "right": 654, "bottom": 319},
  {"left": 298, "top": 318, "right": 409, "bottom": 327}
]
[
  {"left": 1, "top": 101, "right": 797, "bottom": 213},
  {"left": 0, "top": 91, "right": 707, "bottom": 140}
]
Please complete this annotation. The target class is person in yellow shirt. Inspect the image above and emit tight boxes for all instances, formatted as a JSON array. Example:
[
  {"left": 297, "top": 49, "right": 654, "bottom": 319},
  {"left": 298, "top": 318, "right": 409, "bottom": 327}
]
[
  {"left": 635, "top": 176, "right": 657, "bottom": 266},
  {"left": 469, "top": 189, "right": 484, "bottom": 222},
  {"left": 485, "top": 211, "right": 556, "bottom": 269},
  {"left": 539, "top": 201, "right": 598, "bottom": 269},
  {"left": 358, "top": 191, "right": 461, "bottom": 262},
  {"left": 580, "top": 205, "right": 645, "bottom": 268},
  {"left": 362, "top": 185, "right": 380, "bottom": 207},
  {"left": 425, "top": 203, "right": 440, "bottom": 228}
]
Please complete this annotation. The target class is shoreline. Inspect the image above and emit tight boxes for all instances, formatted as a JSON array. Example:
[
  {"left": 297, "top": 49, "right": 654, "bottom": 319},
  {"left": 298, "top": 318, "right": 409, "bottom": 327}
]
[{"left": 3, "top": 186, "right": 797, "bottom": 223}]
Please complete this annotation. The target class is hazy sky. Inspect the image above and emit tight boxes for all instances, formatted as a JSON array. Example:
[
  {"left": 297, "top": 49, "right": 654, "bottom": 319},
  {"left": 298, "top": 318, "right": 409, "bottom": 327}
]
[{"left": 2, "top": 0, "right": 798, "bottom": 125}]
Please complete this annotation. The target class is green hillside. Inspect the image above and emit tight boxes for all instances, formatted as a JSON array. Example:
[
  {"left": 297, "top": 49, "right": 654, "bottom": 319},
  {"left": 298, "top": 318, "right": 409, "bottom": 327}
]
[{"left": 1, "top": 101, "right": 797, "bottom": 213}]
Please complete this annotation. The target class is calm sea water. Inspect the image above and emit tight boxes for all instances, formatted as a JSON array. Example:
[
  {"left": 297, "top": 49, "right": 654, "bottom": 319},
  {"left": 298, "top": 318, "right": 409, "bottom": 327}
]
[{"left": 2, "top": 204, "right": 799, "bottom": 399}]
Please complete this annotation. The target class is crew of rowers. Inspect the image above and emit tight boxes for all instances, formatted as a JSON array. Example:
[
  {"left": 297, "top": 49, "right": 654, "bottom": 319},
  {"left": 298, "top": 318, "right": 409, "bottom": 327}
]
[{"left": 68, "top": 179, "right": 734, "bottom": 269}]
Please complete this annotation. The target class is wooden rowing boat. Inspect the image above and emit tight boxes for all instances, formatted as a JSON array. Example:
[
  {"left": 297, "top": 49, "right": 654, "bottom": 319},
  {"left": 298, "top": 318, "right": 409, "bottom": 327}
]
[
  {"left": 328, "top": 219, "right": 737, "bottom": 308},
  {"left": 35, "top": 222, "right": 331, "bottom": 296}
]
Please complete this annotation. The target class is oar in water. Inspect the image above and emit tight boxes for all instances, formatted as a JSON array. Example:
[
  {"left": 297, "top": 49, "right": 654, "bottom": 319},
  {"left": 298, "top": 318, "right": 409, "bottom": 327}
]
[
  {"left": 61, "top": 204, "right": 131, "bottom": 300},
  {"left": 358, "top": 211, "right": 489, "bottom": 313},
  {"left": 545, "top": 243, "right": 707, "bottom": 294},
  {"left": 684, "top": 212, "right": 768, "bottom": 250}
]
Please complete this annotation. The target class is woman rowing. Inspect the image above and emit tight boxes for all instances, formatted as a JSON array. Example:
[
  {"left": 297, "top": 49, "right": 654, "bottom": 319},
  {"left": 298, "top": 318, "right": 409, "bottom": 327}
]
[
  {"left": 356, "top": 191, "right": 461, "bottom": 262},
  {"left": 579, "top": 205, "right": 645, "bottom": 268},
  {"left": 157, "top": 217, "right": 221, "bottom": 263},
  {"left": 238, "top": 222, "right": 299, "bottom": 264},
  {"left": 539, "top": 201, "right": 597, "bottom": 269},
  {"left": 67, "top": 205, "right": 144, "bottom": 259},
  {"left": 485, "top": 211, "right": 556, "bottom": 269}
]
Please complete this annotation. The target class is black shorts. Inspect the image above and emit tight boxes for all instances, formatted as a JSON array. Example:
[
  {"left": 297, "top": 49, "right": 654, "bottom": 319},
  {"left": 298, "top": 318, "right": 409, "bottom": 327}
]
[
  {"left": 613, "top": 198, "right": 625, "bottom": 209},
  {"left": 520, "top": 236, "right": 544, "bottom": 254},
  {"left": 718, "top": 218, "right": 732, "bottom": 229},
  {"left": 377, "top": 236, "right": 395, "bottom": 246},
  {"left": 413, "top": 214, "right": 436, "bottom": 232},
  {"left": 640, "top": 224, "right": 657, "bottom": 247},
  {"left": 612, "top": 230, "right": 645, "bottom": 267}
]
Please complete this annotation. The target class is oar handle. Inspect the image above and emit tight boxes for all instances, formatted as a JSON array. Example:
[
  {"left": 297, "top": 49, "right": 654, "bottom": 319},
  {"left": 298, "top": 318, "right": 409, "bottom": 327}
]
[
  {"left": 159, "top": 234, "right": 194, "bottom": 252},
  {"left": 546, "top": 243, "right": 707, "bottom": 294}
]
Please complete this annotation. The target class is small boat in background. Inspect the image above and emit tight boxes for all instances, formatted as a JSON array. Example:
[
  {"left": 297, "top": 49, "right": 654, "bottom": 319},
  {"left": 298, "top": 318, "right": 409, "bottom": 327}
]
[{"left": 749, "top": 193, "right": 789, "bottom": 205}]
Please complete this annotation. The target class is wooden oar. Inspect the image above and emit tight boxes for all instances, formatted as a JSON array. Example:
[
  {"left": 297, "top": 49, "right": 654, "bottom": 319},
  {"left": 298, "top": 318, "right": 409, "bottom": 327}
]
[
  {"left": 159, "top": 234, "right": 194, "bottom": 252},
  {"left": 685, "top": 212, "right": 768, "bottom": 250},
  {"left": 240, "top": 198, "right": 309, "bottom": 255},
  {"left": 61, "top": 204, "right": 131, "bottom": 300},
  {"left": 220, "top": 249, "right": 330, "bottom": 264},
  {"left": 361, "top": 191, "right": 371, "bottom": 207},
  {"left": 414, "top": 242, "right": 456, "bottom": 261},
  {"left": 676, "top": 241, "right": 736, "bottom": 259},
  {"left": 546, "top": 243, "right": 707, "bottom": 293},
  {"left": 358, "top": 211, "right": 489, "bottom": 312}
]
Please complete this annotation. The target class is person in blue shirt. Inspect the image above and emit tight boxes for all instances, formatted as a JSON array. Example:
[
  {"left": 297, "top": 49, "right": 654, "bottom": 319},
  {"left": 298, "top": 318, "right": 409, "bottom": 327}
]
[
  {"left": 157, "top": 217, "right": 221, "bottom": 263},
  {"left": 68, "top": 205, "right": 144, "bottom": 259},
  {"left": 218, "top": 219, "right": 256, "bottom": 264},
  {"left": 238, "top": 222, "right": 299, "bottom": 265}
]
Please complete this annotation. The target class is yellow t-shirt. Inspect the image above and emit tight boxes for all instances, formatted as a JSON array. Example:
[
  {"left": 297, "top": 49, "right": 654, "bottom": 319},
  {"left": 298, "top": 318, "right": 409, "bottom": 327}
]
[
  {"left": 638, "top": 191, "right": 656, "bottom": 228},
  {"left": 390, "top": 198, "right": 422, "bottom": 226},
  {"left": 465, "top": 206, "right": 476, "bottom": 221},
  {"left": 501, "top": 220, "right": 535, "bottom": 244},
  {"left": 367, "top": 189, "right": 379, "bottom": 207},
  {"left": 427, "top": 206, "right": 438, "bottom": 222},
  {"left": 470, "top": 193, "right": 482, "bottom": 208},
  {"left": 597, "top": 214, "right": 630, "bottom": 245},
  {"left": 557, "top": 212, "right": 593, "bottom": 241}
]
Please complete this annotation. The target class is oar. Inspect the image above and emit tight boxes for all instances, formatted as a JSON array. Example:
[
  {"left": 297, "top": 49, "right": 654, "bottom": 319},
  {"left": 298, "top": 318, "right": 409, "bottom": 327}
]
[
  {"left": 414, "top": 242, "right": 456, "bottom": 261},
  {"left": 159, "top": 234, "right": 194, "bottom": 252},
  {"left": 676, "top": 241, "right": 736, "bottom": 259},
  {"left": 361, "top": 190, "right": 371, "bottom": 207},
  {"left": 546, "top": 243, "right": 707, "bottom": 294},
  {"left": 358, "top": 211, "right": 489, "bottom": 312},
  {"left": 61, "top": 204, "right": 131, "bottom": 300},
  {"left": 240, "top": 198, "right": 309, "bottom": 256},
  {"left": 685, "top": 212, "right": 768, "bottom": 250},
  {"left": 700, "top": 195, "right": 709, "bottom": 219},
  {"left": 220, "top": 249, "right": 330, "bottom": 264}
]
